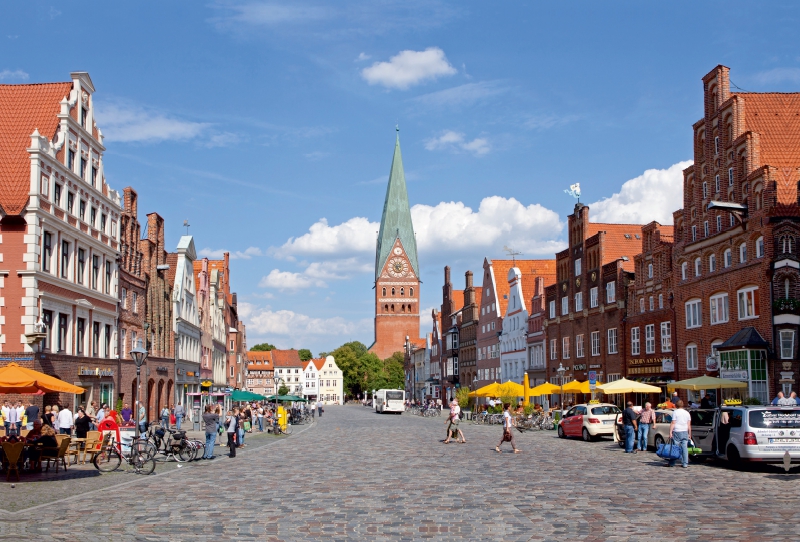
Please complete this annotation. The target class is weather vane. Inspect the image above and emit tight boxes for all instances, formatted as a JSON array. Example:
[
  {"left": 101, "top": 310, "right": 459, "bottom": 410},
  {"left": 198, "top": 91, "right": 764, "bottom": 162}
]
[
  {"left": 564, "top": 183, "right": 581, "bottom": 202},
  {"left": 183, "top": 220, "right": 190, "bottom": 235},
  {"left": 503, "top": 245, "right": 522, "bottom": 265}
]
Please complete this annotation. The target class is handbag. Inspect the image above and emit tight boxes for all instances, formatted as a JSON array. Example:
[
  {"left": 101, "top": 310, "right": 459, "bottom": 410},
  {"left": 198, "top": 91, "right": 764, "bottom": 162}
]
[
  {"left": 502, "top": 429, "right": 513, "bottom": 442},
  {"left": 243, "top": 421, "right": 251, "bottom": 432},
  {"left": 656, "top": 438, "right": 683, "bottom": 460}
]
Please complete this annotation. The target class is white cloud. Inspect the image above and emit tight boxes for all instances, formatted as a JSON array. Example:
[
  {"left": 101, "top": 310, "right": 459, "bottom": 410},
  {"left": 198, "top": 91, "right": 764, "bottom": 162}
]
[
  {"left": 276, "top": 216, "right": 377, "bottom": 258},
  {"left": 198, "top": 246, "right": 263, "bottom": 260},
  {"left": 205, "top": 131, "right": 241, "bottom": 148},
  {"left": 425, "top": 130, "right": 490, "bottom": 156},
  {"left": 94, "top": 99, "right": 209, "bottom": 143},
  {"left": 587, "top": 161, "right": 693, "bottom": 224},
  {"left": 361, "top": 47, "right": 456, "bottom": 90},
  {"left": 356, "top": 52, "right": 371, "bottom": 62},
  {"left": 754, "top": 67, "right": 800, "bottom": 85},
  {"left": 0, "top": 69, "right": 29, "bottom": 82},
  {"left": 413, "top": 81, "right": 510, "bottom": 108},
  {"left": 523, "top": 113, "right": 581, "bottom": 130},
  {"left": 240, "top": 302, "right": 371, "bottom": 343},
  {"left": 259, "top": 269, "right": 327, "bottom": 290}
]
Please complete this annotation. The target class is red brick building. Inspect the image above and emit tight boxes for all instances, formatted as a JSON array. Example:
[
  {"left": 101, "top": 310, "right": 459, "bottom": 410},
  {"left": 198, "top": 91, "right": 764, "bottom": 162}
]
[
  {"left": 526, "top": 277, "right": 547, "bottom": 386},
  {"left": 672, "top": 65, "right": 800, "bottom": 404},
  {"left": 246, "top": 350, "right": 275, "bottom": 396},
  {"left": 439, "top": 266, "right": 464, "bottom": 402},
  {"left": 208, "top": 254, "right": 248, "bottom": 390},
  {"left": 625, "top": 222, "right": 675, "bottom": 401},
  {"left": 544, "top": 206, "right": 641, "bottom": 390}
]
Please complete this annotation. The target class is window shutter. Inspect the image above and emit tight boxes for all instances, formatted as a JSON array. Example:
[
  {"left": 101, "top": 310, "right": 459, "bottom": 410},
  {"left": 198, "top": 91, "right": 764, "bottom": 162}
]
[{"left": 753, "top": 288, "right": 760, "bottom": 316}]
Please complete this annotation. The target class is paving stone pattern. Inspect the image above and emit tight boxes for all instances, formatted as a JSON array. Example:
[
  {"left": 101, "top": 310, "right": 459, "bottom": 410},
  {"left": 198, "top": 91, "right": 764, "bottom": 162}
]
[{"left": 0, "top": 406, "right": 798, "bottom": 541}]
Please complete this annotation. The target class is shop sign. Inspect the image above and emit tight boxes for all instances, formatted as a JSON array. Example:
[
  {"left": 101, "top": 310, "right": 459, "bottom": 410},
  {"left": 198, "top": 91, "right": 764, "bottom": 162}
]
[
  {"left": 589, "top": 364, "right": 601, "bottom": 369},
  {"left": 176, "top": 369, "right": 184, "bottom": 376},
  {"left": 721, "top": 370, "right": 748, "bottom": 381},
  {"left": 661, "top": 358, "right": 675, "bottom": 372},
  {"left": 79, "top": 366, "right": 114, "bottom": 377},
  {"left": 572, "top": 364, "right": 586, "bottom": 371},
  {"left": 628, "top": 357, "right": 665, "bottom": 375},
  {"left": 155, "top": 366, "right": 169, "bottom": 373},
  {"left": 201, "top": 380, "right": 214, "bottom": 387},
  {"left": 705, "top": 356, "right": 719, "bottom": 372}
]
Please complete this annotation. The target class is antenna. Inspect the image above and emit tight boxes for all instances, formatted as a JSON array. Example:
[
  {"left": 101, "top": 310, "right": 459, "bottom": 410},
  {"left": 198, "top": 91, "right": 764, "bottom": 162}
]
[
  {"left": 183, "top": 220, "right": 190, "bottom": 235},
  {"left": 503, "top": 245, "right": 522, "bottom": 265}
]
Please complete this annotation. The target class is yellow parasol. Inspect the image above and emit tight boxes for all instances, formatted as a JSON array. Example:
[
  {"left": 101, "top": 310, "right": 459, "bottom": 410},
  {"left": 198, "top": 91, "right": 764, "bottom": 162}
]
[
  {"left": 528, "top": 382, "right": 562, "bottom": 396},
  {"left": 468, "top": 382, "right": 500, "bottom": 398},
  {"left": 667, "top": 375, "right": 748, "bottom": 391},
  {"left": 598, "top": 378, "right": 661, "bottom": 394},
  {"left": 561, "top": 380, "right": 602, "bottom": 394},
  {"left": 0, "top": 363, "right": 85, "bottom": 394}
]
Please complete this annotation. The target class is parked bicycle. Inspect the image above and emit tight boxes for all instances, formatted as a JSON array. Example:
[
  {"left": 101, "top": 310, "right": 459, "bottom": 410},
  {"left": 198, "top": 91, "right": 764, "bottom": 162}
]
[{"left": 93, "top": 432, "right": 156, "bottom": 475}]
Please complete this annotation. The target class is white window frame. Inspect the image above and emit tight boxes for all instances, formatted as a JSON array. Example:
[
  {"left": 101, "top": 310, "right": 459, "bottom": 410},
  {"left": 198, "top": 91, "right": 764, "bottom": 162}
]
[
  {"left": 631, "top": 327, "right": 640, "bottom": 355},
  {"left": 780, "top": 330, "right": 795, "bottom": 360},
  {"left": 685, "top": 299, "right": 702, "bottom": 329},
  {"left": 549, "top": 300, "right": 556, "bottom": 319},
  {"left": 576, "top": 334, "right": 585, "bottom": 358},
  {"left": 606, "top": 281, "right": 616, "bottom": 303},
  {"left": 647, "top": 263, "right": 653, "bottom": 279},
  {"left": 704, "top": 221, "right": 709, "bottom": 238},
  {"left": 724, "top": 249, "right": 732, "bottom": 268},
  {"left": 574, "top": 292, "right": 583, "bottom": 312},
  {"left": 561, "top": 296, "right": 569, "bottom": 316},
  {"left": 562, "top": 336, "right": 570, "bottom": 360},
  {"left": 737, "top": 286, "right": 759, "bottom": 320},
  {"left": 756, "top": 236, "right": 764, "bottom": 258},
  {"left": 607, "top": 328, "right": 618, "bottom": 354},
  {"left": 692, "top": 225, "right": 697, "bottom": 242},
  {"left": 590, "top": 331, "right": 600, "bottom": 357},
  {"left": 550, "top": 339, "right": 557, "bottom": 360},
  {"left": 716, "top": 215, "right": 722, "bottom": 233},
  {"left": 702, "top": 181, "right": 708, "bottom": 199},
  {"left": 681, "top": 262, "right": 688, "bottom": 280},
  {"left": 739, "top": 243, "right": 747, "bottom": 263},
  {"left": 639, "top": 298, "right": 644, "bottom": 313},
  {"left": 575, "top": 258, "right": 581, "bottom": 276},
  {"left": 694, "top": 257, "right": 701, "bottom": 277},
  {"left": 644, "top": 324, "right": 655, "bottom": 354},
  {"left": 658, "top": 294, "right": 663, "bottom": 309},
  {"left": 709, "top": 293, "right": 729, "bottom": 325},
  {"left": 709, "top": 254, "right": 716, "bottom": 272},
  {"left": 589, "top": 287, "right": 598, "bottom": 308},
  {"left": 715, "top": 174, "right": 720, "bottom": 193},
  {"left": 660, "top": 322, "right": 671, "bottom": 352},
  {"left": 687, "top": 343, "right": 698, "bottom": 371}
]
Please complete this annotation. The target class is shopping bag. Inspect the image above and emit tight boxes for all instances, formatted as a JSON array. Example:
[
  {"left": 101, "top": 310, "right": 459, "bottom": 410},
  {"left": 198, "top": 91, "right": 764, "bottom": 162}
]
[
  {"left": 656, "top": 439, "right": 683, "bottom": 460},
  {"left": 243, "top": 421, "right": 251, "bottom": 432}
]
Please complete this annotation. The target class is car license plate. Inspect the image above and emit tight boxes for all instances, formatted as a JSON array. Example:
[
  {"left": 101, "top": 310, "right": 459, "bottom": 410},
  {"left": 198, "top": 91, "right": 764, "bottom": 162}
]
[
  {"left": 603, "top": 420, "right": 613, "bottom": 425},
  {"left": 769, "top": 438, "right": 800, "bottom": 444}
]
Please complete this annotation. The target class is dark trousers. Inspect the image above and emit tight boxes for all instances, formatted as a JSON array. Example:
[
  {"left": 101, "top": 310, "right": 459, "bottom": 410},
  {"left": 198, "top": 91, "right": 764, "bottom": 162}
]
[{"left": 227, "top": 432, "right": 236, "bottom": 457}]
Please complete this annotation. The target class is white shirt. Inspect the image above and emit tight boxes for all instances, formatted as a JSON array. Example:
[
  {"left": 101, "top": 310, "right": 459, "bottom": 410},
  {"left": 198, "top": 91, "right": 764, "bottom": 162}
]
[
  {"left": 503, "top": 410, "right": 512, "bottom": 429},
  {"left": 58, "top": 409, "right": 74, "bottom": 429},
  {"left": 97, "top": 409, "right": 105, "bottom": 422},
  {"left": 6, "top": 407, "right": 19, "bottom": 424},
  {"left": 451, "top": 404, "right": 461, "bottom": 421},
  {"left": 672, "top": 408, "right": 691, "bottom": 433}
]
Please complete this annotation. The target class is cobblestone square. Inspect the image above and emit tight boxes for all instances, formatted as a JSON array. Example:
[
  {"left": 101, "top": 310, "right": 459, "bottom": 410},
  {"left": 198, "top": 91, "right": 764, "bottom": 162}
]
[{"left": 0, "top": 406, "right": 797, "bottom": 541}]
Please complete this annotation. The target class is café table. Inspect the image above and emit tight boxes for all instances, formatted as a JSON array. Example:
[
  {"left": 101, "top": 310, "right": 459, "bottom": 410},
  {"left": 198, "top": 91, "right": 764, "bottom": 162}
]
[{"left": 68, "top": 438, "right": 86, "bottom": 465}]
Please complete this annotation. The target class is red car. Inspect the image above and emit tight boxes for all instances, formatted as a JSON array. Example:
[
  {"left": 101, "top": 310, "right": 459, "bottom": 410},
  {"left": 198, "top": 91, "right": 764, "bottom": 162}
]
[{"left": 558, "top": 403, "right": 622, "bottom": 441}]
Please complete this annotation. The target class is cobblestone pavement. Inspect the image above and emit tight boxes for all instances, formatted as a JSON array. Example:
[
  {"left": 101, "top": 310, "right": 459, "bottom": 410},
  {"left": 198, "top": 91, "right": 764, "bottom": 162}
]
[{"left": 1, "top": 406, "right": 798, "bottom": 541}]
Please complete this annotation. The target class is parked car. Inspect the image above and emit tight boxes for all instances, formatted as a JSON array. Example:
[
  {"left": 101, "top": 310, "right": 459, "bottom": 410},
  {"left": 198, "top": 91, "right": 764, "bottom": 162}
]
[
  {"left": 615, "top": 408, "right": 716, "bottom": 459},
  {"left": 558, "top": 403, "right": 621, "bottom": 441},
  {"left": 714, "top": 405, "right": 800, "bottom": 468}
]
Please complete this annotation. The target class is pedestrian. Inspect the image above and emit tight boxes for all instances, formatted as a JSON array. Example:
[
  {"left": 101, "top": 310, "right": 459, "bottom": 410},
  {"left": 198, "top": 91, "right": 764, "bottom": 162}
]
[
  {"left": 256, "top": 405, "right": 265, "bottom": 432},
  {"left": 622, "top": 401, "right": 639, "bottom": 454},
  {"left": 74, "top": 407, "right": 92, "bottom": 440},
  {"left": 121, "top": 403, "right": 132, "bottom": 424},
  {"left": 668, "top": 400, "right": 692, "bottom": 468},
  {"left": 86, "top": 401, "right": 97, "bottom": 430},
  {"left": 137, "top": 401, "right": 147, "bottom": 435},
  {"left": 637, "top": 402, "right": 656, "bottom": 451},
  {"left": 42, "top": 405, "right": 53, "bottom": 427},
  {"left": 6, "top": 401, "right": 20, "bottom": 436},
  {"left": 51, "top": 405, "right": 60, "bottom": 432},
  {"left": 215, "top": 405, "right": 223, "bottom": 445},
  {"left": 174, "top": 402, "right": 185, "bottom": 431},
  {"left": 96, "top": 404, "right": 107, "bottom": 424},
  {"left": 24, "top": 400, "right": 39, "bottom": 431},
  {"left": 236, "top": 408, "right": 246, "bottom": 447},
  {"left": 225, "top": 409, "right": 238, "bottom": 458},
  {"left": 202, "top": 404, "right": 219, "bottom": 460},
  {"left": 317, "top": 400, "right": 323, "bottom": 418},
  {"left": 57, "top": 405, "right": 74, "bottom": 435},
  {"left": 160, "top": 404, "right": 170, "bottom": 428},
  {"left": 311, "top": 402, "right": 316, "bottom": 419},
  {"left": 496, "top": 403, "right": 521, "bottom": 453},
  {"left": 443, "top": 399, "right": 465, "bottom": 444}
]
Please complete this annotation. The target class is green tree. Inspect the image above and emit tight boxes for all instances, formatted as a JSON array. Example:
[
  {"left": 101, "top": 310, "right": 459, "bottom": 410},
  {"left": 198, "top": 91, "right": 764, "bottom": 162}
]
[
  {"left": 298, "top": 348, "right": 313, "bottom": 361},
  {"left": 250, "top": 343, "right": 276, "bottom": 351},
  {"left": 455, "top": 387, "right": 471, "bottom": 410},
  {"left": 278, "top": 384, "right": 290, "bottom": 396}
]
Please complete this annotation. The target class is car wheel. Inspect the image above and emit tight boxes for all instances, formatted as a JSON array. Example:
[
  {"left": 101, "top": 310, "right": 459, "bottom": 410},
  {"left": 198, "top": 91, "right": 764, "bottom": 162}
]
[
  {"left": 582, "top": 428, "right": 591, "bottom": 442},
  {"left": 558, "top": 425, "right": 565, "bottom": 439},
  {"left": 654, "top": 434, "right": 665, "bottom": 449}
]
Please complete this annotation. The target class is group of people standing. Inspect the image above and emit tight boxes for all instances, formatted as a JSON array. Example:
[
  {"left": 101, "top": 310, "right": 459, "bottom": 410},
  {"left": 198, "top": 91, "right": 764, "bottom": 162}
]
[{"left": 1, "top": 399, "right": 113, "bottom": 439}]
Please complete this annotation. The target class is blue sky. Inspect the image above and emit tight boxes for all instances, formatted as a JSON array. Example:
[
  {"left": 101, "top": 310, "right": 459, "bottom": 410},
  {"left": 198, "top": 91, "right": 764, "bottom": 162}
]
[{"left": 4, "top": 1, "right": 800, "bottom": 355}]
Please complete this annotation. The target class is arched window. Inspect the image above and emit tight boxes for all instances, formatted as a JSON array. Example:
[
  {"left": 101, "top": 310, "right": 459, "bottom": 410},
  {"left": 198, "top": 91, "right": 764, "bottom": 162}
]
[
  {"left": 709, "top": 254, "right": 716, "bottom": 272},
  {"left": 391, "top": 287, "right": 395, "bottom": 296},
  {"left": 384, "top": 304, "right": 388, "bottom": 313},
  {"left": 391, "top": 304, "right": 395, "bottom": 313},
  {"left": 783, "top": 236, "right": 793, "bottom": 254},
  {"left": 739, "top": 243, "right": 747, "bottom": 263},
  {"left": 724, "top": 249, "right": 732, "bottom": 268},
  {"left": 694, "top": 257, "right": 701, "bottom": 277},
  {"left": 410, "top": 287, "right": 414, "bottom": 296},
  {"left": 756, "top": 236, "right": 764, "bottom": 258},
  {"left": 400, "top": 287, "right": 404, "bottom": 296},
  {"left": 401, "top": 304, "right": 406, "bottom": 313},
  {"left": 382, "top": 287, "right": 386, "bottom": 296}
]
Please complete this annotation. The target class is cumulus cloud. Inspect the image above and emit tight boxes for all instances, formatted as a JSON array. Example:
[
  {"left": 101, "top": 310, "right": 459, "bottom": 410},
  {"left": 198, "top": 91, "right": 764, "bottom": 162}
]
[
  {"left": 754, "top": 67, "right": 800, "bottom": 85},
  {"left": 587, "top": 161, "right": 693, "bottom": 224},
  {"left": 0, "top": 69, "right": 29, "bottom": 82},
  {"left": 198, "top": 246, "right": 263, "bottom": 260},
  {"left": 276, "top": 216, "right": 377, "bottom": 258},
  {"left": 425, "top": 130, "right": 490, "bottom": 156},
  {"left": 259, "top": 269, "right": 327, "bottom": 290},
  {"left": 94, "top": 99, "right": 209, "bottom": 143},
  {"left": 356, "top": 52, "right": 371, "bottom": 62},
  {"left": 239, "top": 301, "right": 371, "bottom": 345},
  {"left": 361, "top": 47, "right": 456, "bottom": 90}
]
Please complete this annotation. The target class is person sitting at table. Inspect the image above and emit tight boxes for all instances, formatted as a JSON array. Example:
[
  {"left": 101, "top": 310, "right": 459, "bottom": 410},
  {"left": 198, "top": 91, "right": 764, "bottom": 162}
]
[
  {"left": 74, "top": 408, "right": 92, "bottom": 441},
  {"left": 515, "top": 402, "right": 525, "bottom": 414},
  {"left": 24, "top": 421, "right": 57, "bottom": 470}
]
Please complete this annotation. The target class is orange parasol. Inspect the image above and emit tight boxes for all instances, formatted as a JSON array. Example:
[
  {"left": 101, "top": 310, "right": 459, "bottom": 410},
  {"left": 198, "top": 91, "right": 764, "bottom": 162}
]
[{"left": 0, "top": 363, "right": 85, "bottom": 394}]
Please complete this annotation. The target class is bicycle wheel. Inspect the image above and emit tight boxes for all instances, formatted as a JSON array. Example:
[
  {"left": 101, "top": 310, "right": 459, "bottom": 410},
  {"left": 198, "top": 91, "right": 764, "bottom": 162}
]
[
  {"left": 177, "top": 443, "right": 193, "bottom": 462},
  {"left": 283, "top": 424, "right": 293, "bottom": 435},
  {"left": 191, "top": 441, "right": 203, "bottom": 461},
  {"left": 133, "top": 440, "right": 157, "bottom": 460},
  {"left": 132, "top": 453, "right": 156, "bottom": 475},
  {"left": 93, "top": 447, "right": 122, "bottom": 472}
]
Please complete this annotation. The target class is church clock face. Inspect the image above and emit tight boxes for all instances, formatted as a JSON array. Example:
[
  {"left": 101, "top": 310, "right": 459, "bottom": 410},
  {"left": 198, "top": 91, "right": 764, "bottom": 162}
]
[
  {"left": 388, "top": 257, "right": 409, "bottom": 278},
  {"left": 393, "top": 247, "right": 403, "bottom": 255}
]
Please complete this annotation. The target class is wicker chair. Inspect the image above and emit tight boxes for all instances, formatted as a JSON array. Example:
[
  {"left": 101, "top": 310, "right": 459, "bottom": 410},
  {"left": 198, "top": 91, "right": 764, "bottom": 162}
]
[
  {"left": 43, "top": 437, "right": 71, "bottom": 473},
  {"left": 2, "top": 441, "right": 25, "bottom": 481}
]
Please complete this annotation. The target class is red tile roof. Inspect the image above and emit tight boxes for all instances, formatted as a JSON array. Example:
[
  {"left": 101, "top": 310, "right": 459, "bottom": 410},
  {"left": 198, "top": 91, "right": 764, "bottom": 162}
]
[
  {"left": 474, "top": 287, "right": 483, "bottom": 311},
  {"left": 247, "top": 351, "right": 273, "bottom": 366},
  {"left": 271, "top": 349, "right": 303, "bottom": 367},
  {"left": 306, "top": 358, "right": 326, "bottom": 371},
  {"left": 491, "top": 260, "right": 557, "bottom": 315},
  {"left": 587, "top": 223, "right": 646, "bottom": 271},
  {"left": 0, "top": 82, "right": 73, "bottom": 215},
  {"left": 740, "top": 93, "right": 800, "bottom": 169}
]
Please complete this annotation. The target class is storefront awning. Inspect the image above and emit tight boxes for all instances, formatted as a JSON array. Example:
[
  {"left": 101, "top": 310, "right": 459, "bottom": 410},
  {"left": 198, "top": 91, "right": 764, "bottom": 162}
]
[{"left": 717, "top": 326, "right": 770, "bottom": 352}]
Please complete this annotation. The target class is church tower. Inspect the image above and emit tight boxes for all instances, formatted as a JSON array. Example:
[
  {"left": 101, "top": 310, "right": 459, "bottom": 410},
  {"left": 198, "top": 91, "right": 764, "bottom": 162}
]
[{"left": 369, "top": 131, "right": 420, "bottom": 359}]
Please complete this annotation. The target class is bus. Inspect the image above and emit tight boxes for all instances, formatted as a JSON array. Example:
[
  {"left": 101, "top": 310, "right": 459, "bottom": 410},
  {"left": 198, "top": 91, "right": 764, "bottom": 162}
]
[{"left": 374, "top": 389, "right": 405, "bottom": 414}]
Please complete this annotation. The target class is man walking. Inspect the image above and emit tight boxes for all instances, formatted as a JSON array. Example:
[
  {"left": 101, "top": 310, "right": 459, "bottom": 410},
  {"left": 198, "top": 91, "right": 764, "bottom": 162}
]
[
  {"left": 57, "top": 405, "right": 74, "bottom": 435},
  {"left": 137, "top": 401, "right": 147, "bottom": 435},
  {"left": 174, "top": 402, "right": 185, "bottom": 431},
  {"left": 25, "top": 400, "right": 40, "bottom": 431},
  {"left": 622, "top": 401, "right": 639, "bottom": 454},
  {"left": 668, "top": 400, "right": 692, "bottom": 468},
  {"left": 202, "top": 404, "right": 219, "bottom": 460},
  {"left": 637, "top": 402, "right": 656, "bottom": 451},
  {"left": 6, "top": 402, "right": 19, "bottom": 435},
  {"left": 317, "top": 400, "right": 322, "bottom": 418}
]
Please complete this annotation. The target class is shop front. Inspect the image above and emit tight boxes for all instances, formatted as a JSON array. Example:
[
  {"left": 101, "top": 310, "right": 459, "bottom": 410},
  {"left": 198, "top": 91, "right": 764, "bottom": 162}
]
[
  {"left": 626, "top": 357, "right": 675, "bottom": 405},
  {"left": 74, "top": 364, "right": 116, "bottom": 411},
  {"left": 175, "top": 362, "right": 201, "bottom": 416},
  {"left": 717, "top": 327, "right": 771, "bottom": 405}
]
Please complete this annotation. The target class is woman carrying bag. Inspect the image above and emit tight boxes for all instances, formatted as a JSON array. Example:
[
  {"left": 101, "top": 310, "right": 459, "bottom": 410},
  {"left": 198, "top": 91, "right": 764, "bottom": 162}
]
[
  {"left": 225, "top": 409, "right": 238, "bottom": 458},
  {"left": 496, "top": 403, "right": 522, "bottom": 454}
]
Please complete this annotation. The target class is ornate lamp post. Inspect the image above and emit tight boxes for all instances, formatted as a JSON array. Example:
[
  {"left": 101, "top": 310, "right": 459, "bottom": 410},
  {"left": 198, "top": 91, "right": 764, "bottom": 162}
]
[
  {"left": 557, "top": 362, "right": 566, "bottom": 416},
  {"left": 130, "top": 341, "right": 149, "bottom": 444}
]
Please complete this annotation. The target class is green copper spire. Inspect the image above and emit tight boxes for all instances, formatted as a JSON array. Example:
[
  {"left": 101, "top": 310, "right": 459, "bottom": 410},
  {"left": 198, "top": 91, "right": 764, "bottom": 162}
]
[{"left": 375, "top": 131, "right": 419, "bottom": 280}]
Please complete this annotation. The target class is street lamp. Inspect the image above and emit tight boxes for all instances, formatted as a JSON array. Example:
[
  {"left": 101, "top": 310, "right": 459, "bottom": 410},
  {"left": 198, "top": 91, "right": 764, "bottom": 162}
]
[
  {"left": 472, "top": 376, "right": 478, "bottom": 419},
  {"left": 557, "top": 362, "right": 566, "bottom": 414},
  {"left": 130, "top": 341, "right": 149, "bottom": 445}
]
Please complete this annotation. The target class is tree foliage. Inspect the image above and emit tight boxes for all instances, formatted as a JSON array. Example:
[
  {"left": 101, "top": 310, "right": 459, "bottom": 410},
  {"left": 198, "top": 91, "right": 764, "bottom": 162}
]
[
  {"left": 250, "top": 343, "right": 276, "bottom": 352},
  {"left": 323, "top": 342, "right": 405, "bottom": 398},
  {"left": 298, "top": 349, "right": 313, "bottom": 361},
  {"left": 278, "top": 384, "right": 290, "bottom": 396}
]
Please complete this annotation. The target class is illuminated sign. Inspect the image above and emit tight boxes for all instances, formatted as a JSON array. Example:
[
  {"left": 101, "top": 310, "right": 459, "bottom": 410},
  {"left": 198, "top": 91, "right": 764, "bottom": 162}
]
[{"left": 79, "top": 366, "right": 114, "bottom": 377}]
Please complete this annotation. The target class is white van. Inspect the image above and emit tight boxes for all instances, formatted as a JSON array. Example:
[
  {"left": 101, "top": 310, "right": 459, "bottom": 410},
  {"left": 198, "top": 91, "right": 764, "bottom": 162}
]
[{"left": 715, "top": 405, "right": 800, "bottom": 467}]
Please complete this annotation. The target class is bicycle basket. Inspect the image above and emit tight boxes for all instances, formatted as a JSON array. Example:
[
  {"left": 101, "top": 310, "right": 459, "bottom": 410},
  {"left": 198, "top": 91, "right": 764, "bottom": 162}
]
[{"left": 154, "top": 428, "right": 166, "bottom": 438}]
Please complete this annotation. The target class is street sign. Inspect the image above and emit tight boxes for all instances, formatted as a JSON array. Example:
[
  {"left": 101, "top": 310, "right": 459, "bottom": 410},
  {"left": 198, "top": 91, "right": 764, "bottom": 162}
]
[{"left": 588, "top": 370, "right": 597, "bottom": 391}]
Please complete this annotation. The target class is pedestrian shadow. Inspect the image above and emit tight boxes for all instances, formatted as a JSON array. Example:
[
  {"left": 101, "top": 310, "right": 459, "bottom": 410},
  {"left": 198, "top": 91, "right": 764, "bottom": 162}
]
[{"left": 5, "top": 469, "right": 103, "bottom": 483}]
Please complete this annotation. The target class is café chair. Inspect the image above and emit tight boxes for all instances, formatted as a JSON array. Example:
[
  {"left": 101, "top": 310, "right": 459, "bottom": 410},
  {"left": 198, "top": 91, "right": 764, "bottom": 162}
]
[
  {"left": 2, "top": 441, "right": 24, "bottom": 482},
  {"left": 81, "top": 434, "right": 103, "bottom": 465},
  {"left": 43, "top": 437, "right": 71, "bottom": 473},
  {"left": 20, "top": 430, "right": 30, "bottom": 438}
]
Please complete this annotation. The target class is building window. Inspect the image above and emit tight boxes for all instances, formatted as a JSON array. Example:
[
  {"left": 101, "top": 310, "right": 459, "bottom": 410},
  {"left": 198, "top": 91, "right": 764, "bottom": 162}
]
[
  {"left": 607, "top": 328, "right": 618, "bottom": 354},
  {"left": 121, "top": 288, "right": 127, "bottom": 309},
  {"left": 704, "top": 221, "right": 709, "bottom": 238},
  {"left": 410, "top": 287, "right": 414, "bottom": 296},
  {"left": 591, "top": 331, "right": 600, "bottom": 356},
  {"left": 79, "top": 200, "right": 86, "bottom": 221},
  {"left": 561, "top": 296, "right": 568, "bottom": 316},
  {"left": 783, "top": 236, "right": 793, "bottom": 254},
  {"left": 645, "top": 324, "right": 655, "bottom": 354},
  {"left": 550, "top": 339, "right": 557, "bottom": 360},
  {"left": 714, "top": 136, "right": 719, "bottom": 155},
  {"left": 77, "top": 249, "right": 85, "bottom": 285},
  {"left": 92, "top": 255, "right": 99, "bottom": 290},
  {"left": 68, "top": 149, "right": 75, "bottom": 170},
  {"left": 716, "top": 215, "right": 722, "bottom": 232},
  {"left": 692, "top": 225, "right": 697, "bottom": 242},
  {"left": 576, "top": 334, "right": 585, "bottom": 358},
  {"left": 647, "top": 263, "right": 653, "bottom": 279},
  {"left": 709, "top": 254, "right": 716, "bottom": 272},
  {"left": 105, "top": 261, "right": 112, "bottom": 293},
  {"left": 724, "top": 249, "right": 732, "bottom": 268},
  {"left": 739, "top": 243, "right": 747, "bottom": 263},
  {"left": 710, "top": 293, "right": 729, "bottom": 324},
  {"left": 659, "top": 294, "right": 663, "bottom": 309},
  {"left": 41, "top": 311, "right": 52, "bottom": 350},
  {"left": 694, "top": 257, "right": 701, "bottom": 277},
  {"left": 737, "top": 286, "right": 759, "bottom": 320},
  {"left": 562, "top": 337, "right": 570, "bottom": 359},
  {"left": 77, "top": 318, "right": 85, "bottom": 355},
  {"left": 57, "top": 314, "right": 68, "bottom": 353},
  {"left": 715, "top": 174, "right": 720, "bottom": 193},
  {"left": 780, "top": 330, "right": 795, "bottom": 360},
  {"left": 639, "top": 298, "right": 644, "bottom": 313},
  {"left": 42, "top": 232, "right": 52, "bottom": 273},
  {"left": 687, "top": 343, "right": 698, "bottom": 371},
  {"left": 606, "top": 281, "right": 616, "bottom": 303},
  {"left": 90, "top": 207, "right": 97, "bottom": 228},
  {"left": 575, "top": 258, "right": 581, "bottom": 276},
  {"left": 756, "top": 236, "right": 764, "bottom": 258},
  {"left": 631, "top": 327, "right": 640, "bottom": 355},
  {"left": 132, "top": 292, "right": 138, "bottom": 313},
  {"left": 702, "top": 182, "right": 708, "bottom": 199},
  {"left": 92, "top": 166, "right": 98, "bottom": 186},
  {"left": 105, "top": 324, "right": 111, "bottom": 358},
  {"left": 80, "top": 157, "right": 87, "bottom": 180},
  {"left": 661, "top": 322, "right": 672, "bottom": 352},
  {"left": 92, "top": 322, "right": 100, "bottom": 357},
  {"left": 681, "top": 262, "right": 688, "bottom": 280},
  {"left": 589, "top": 287, "right": 598, "bottom": 308},
  {"left": 60, "top": 241, "right": 70, "bottom": 279},
  {"left": 54, "top": 183, "right": 62, "bottom": 207},
  {"left": 549, "top": 300, "right": 555, "bottom": 319},
  {"left": 648, "top": 296, "right": 654, "bottom": 311},
  {"left": 685, "top": 299, "right": 702, "bottom": 328},
  {"left": 728, "top": 167, "right": 734, "bottom": 186},
  {"left": 101, "top": 213, "right": 107, "bottom": 233},
  {"left": 730, "top": 214, "right": 736, "bottom": 227},
  {"left": 67, "top": 192, "right": 74, "bottom": 214},
  {"left": 574, "top": 292, "right": 583, "bottom": 312}
]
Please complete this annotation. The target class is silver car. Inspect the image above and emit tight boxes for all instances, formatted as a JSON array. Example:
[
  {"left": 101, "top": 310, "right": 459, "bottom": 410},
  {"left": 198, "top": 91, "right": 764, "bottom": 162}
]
[
  {"left": 616, "top": 408, "right": 716, "bottom": 457},
  {"left": 715, "top": 405, "right": 800, "bottom": 467}
]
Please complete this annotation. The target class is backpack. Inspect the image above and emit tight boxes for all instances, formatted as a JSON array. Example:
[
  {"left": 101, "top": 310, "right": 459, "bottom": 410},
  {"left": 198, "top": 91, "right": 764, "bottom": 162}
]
[{"left": 161, "top": 408, "right": 170, "bottom": 418}]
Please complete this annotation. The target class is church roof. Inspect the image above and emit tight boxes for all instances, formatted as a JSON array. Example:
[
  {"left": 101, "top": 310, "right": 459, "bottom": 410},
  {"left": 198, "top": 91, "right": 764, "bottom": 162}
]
[{"left": 375, "top": 132, "right": 419, "bottom": 280}]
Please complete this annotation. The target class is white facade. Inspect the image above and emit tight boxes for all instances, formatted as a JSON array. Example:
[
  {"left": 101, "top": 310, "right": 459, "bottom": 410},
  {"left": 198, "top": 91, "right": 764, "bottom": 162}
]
[
  {"left": 500, "top": 267, "right": 529, "bottom": 384},
  {"left": 275, "top": 364, "right": 303, "bottom": 395},
  {"left": 172, "top": 235, "right": 201, "bottom": 404},
  {"left": 303, "top": 356, "right": 343, "bottom": 404},
  {"left": 209, "top": 268, "right": 227, "bottom": 386}
]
